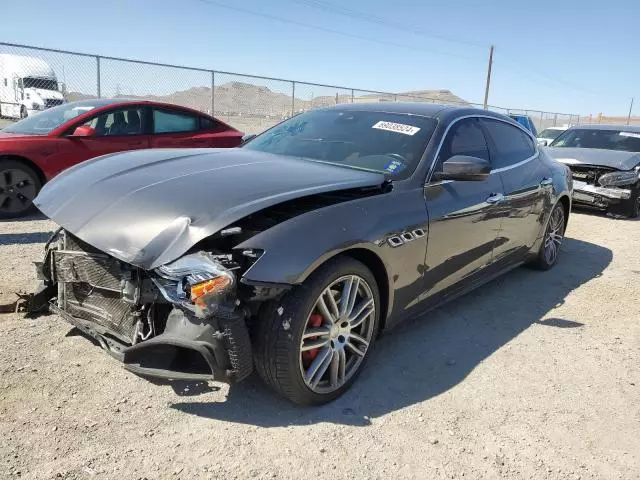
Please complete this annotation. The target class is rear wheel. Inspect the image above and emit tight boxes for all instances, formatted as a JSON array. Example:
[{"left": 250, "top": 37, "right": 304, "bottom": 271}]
[
  {"left": 0, "top": 160, "right": 42, "bottom": 219},
  {"left": 533, "top": 203, "right": 565, "bottom": 270},
  {"left": 253, "top": 256, "right": 380, "bottom": 405}
]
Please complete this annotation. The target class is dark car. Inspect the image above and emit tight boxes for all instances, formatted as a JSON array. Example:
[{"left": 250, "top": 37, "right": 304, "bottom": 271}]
[
  {"left": 546, "top": 124, "right": 640, "bottom": 217},
  {"left": 0, "top": 99, "right": 243, "bottom": 218},
  {"left": 27, "top": 103, "right": 572, "bottom": 405}
]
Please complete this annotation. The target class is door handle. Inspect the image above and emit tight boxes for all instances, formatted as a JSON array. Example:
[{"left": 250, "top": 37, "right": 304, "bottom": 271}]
[
  {"left": 540, "top": 177, "right": 553, "bottom": 187},
  {"left": 486, "top": 193, "right": 505, "bottom": 204}
]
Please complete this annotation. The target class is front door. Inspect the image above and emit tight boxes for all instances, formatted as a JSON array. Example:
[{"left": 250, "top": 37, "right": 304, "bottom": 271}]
[
  {"left": 421, "top": 117, "right": 504, "bottom": 302},
  {"left": 480, "top": 118, "right": 551, "bottom": 265},
  {"left": 54, "top": 106, "right": 151, "bottom": 173}
]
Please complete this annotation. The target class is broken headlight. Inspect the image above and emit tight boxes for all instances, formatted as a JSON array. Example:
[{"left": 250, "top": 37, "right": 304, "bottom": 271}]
[
  {"left": 598, "top": 170, "right": 640, "bottom": 187},
  {"left": 153, "top": 252, "right": 235, "bottom": 316}
]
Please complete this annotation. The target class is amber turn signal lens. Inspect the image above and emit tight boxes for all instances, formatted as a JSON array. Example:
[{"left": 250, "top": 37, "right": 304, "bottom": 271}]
[{"left": 190, "top": 276, "right": 232, "bottom": 306}]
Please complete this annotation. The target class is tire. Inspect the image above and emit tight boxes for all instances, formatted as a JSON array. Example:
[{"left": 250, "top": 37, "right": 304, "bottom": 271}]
[
  {"left": 253, "top": 256, "right": 381, "bottom": 405},
  {"left": 0, "top": 159, "right": 43, "bottom": 219},
  {"left": 620, "top": 186, "right": 640, "bottom": 218},
  {"left": 532, "top": 202, "right": 566, "bottom": 270},
  {"left": 20, "top": 106, "right": 27, "bottom": 119}
]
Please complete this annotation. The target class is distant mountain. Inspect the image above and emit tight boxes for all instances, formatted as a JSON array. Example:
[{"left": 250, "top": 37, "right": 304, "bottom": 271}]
[{"left": 65, "top": 83, "right": 469, "bottom": 116}]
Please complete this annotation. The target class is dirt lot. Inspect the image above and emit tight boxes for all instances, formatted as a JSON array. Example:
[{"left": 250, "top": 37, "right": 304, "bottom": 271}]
[{"left": 0, "top": 211, "right": 639, "bottom": 480}]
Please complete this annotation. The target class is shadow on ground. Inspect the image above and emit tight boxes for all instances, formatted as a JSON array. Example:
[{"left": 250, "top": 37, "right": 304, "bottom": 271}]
[
  {"left": 0, "top": 231, "right": 51, "bottom": 245},
  {"left": 0, "top": 211, "right": 47, "bottom": 223},
  {"left": 172, "top": 238, "right": 609, "bottom": 425}
]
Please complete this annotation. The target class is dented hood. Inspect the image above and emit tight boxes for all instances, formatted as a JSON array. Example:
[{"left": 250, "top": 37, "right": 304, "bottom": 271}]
[
  {"left": 35, "top": 148, "right": 384, "bottom": 269},
  {"left": 546, "top": 147, "right": 640, "bottom": 170}
]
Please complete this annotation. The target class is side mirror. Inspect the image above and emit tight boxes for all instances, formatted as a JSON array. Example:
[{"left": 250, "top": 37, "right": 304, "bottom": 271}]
[
  {"left": 241, "top": 133, "right": 257, "bottom": 145},
  {"left": 71, "top": 125, "right": 97, "bottom": 137},
  {"left": 434, "top": 155, "right": 491, "bottom": 182},
  {"left": 537, "top": 139, "right": 548, "bottom": 147}
]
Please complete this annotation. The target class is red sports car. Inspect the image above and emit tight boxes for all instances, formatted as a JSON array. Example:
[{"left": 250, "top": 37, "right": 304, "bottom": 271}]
[{"left": 0, "top": 98, "right": 244, "bottom": 218}]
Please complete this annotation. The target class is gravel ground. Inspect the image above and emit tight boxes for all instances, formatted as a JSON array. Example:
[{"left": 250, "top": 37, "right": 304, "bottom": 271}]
[{"left": 0, "top": 211, "right": 638, "bottom": 480}]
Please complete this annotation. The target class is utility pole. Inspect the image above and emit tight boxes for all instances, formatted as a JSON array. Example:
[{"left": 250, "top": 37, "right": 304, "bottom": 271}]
[
  {"left": 483, "top": 45, "right": 494, "bottom": 110},
  {"left": 626, "top": 97, "right": 634, "bottom": 125}
]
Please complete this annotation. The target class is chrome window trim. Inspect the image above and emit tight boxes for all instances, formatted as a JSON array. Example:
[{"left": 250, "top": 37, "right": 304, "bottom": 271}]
[{"left": 425, "top": 114, "right": 539, "bottom": 183}]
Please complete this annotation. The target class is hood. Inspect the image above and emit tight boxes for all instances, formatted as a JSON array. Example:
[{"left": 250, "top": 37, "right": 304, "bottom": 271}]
[
  {"left": 546, "top": 147, "right": 640, "bottom": 170},
  {"left": 35, "top": 148, "right": 385, "bottom": 270},
  {"left": 25, "top": 87, "right": 64, "bottom": 100}
]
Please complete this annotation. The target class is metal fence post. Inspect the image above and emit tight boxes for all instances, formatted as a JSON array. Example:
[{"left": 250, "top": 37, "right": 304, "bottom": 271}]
[
  {"left": 351, "top": 89, "right": 354, "bottom": 103},
  {"left": 291, "top": 81, "right": 295, "bottom": 116},
  {"left": 554, "top": 113, "right": 558, "bottom": 126},
  {"left": 96, "top": 56, "right": 101, "bottom": 98},
  {"left": 211, "top": 71, "right": 215, "bottom": 115},
  {"left": 540, "top": 111, "right": 544, "bottom": 129}
]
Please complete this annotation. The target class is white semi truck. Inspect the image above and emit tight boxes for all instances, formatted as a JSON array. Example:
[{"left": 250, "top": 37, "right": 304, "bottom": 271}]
[{"left": 0, "top": 54, "right": 65, "bottom": 119}]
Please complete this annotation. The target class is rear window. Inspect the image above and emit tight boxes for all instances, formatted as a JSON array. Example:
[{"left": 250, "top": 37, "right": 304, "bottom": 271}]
[
  {"left": 538, "top": 128, "right": 564, "bottom": 140},
  {"left": 550, "top": 129, "right": 640, "bottom": 152}
]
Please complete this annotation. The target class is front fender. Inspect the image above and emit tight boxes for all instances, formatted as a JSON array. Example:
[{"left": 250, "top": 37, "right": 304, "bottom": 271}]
[{"left": 235, "top": 189, "right": 432, "bottom": 322}]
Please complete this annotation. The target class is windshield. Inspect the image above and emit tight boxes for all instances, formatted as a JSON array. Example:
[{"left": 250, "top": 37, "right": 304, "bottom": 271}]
[
  {"left": 550, "top": 128, "right": 640, "bottom": 152},
  {"left": 1, "top": 102, "right": 96, "bottom": 135},
  {"left": 22, "top": 77, "right": 58, "bottom": 91},
  {"left": 538, "top": 128, "right": 564, "bottom": 140},
  {"left": 243, "top": 109, "right": 437, "bottom": 178}
]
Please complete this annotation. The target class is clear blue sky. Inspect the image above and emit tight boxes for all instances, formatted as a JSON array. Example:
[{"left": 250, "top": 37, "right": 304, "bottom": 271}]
[{"left": 1, "top": 0, "right": 637, "bottom": 116}]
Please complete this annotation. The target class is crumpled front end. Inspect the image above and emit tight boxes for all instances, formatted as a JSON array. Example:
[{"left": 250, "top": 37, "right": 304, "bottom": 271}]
[
  {"left": 566, "top": 164, "right": 639, "bottom": 210},
  {"left": 36, "top": 230, "right": 258, "bottom": 383}
]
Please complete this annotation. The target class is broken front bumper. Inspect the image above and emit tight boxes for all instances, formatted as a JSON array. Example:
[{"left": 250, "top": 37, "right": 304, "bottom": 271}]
[
  {"left": 48, "top": 301, "right": 253, "bottom": 382},
  {"left": 571, "top": 180, "right": 631, "bottom": 208}
]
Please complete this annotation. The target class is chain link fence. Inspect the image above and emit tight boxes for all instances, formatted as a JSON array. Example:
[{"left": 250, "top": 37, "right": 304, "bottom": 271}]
[{"left": 0, "top": 42, "right": 580, "bottom": 135}]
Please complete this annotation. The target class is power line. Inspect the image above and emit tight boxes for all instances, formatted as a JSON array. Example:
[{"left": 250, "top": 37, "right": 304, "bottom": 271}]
[
  {"left": 289, "top": 0, "right": 487, "bottom": 49},
  {"left": 289, "top": 0, "right": 607, "bottom": 99},
  {"left": 193, "top": 0, "right": 481, "bottom": 62}
]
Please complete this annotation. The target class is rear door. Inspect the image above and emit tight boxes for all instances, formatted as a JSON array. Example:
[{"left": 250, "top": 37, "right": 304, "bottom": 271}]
[
  {"left": 480, "top": 118, "right": 551, "bottom": 265},
  {"left": 54, "top": 106, "right": 151, "bottom": 171},
  {"left": 149, "top": 107, "right": 241, "bottom": 148},
  {"left": 422, "top": 117, "right": 504, "bottom": 300}
]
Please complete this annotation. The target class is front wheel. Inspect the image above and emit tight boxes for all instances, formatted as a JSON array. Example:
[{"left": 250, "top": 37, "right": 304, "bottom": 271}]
[
  {"left": 532, "top": 202, "right": 565, "bottom": 270},
  {"left": 0, "top": 159, "right": 42, "bottom": 219},
  {"left": 20, "top": 106, "right": 28, "bottom": 119},
  {"left": 253, "top": 256, "right": 380, "bottom": 405}
]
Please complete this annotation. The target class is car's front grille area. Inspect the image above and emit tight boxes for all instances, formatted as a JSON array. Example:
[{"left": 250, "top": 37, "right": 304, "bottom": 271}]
[
  {"left": 568, "top": 165, "right": 616, "bottom": 185},
  {"left": 44, "top": 99, "right": 64, "bottom": 109},
  {"left": 56, "top": 232, "right": 137, "bottom": 342}
]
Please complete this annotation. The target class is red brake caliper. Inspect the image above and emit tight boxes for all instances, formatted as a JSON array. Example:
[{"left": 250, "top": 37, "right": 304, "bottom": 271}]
[{"left": 302, "top": 313, "right": 323, "bottom": 367}]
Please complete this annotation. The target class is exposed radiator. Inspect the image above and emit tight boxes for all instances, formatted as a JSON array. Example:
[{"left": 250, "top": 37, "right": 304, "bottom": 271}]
[{"left": 56, "top": 232, "right": 137, "bottom": 342}]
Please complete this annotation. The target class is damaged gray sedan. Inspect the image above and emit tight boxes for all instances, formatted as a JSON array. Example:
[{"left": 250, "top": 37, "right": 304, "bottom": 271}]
[
  {"left": 29, "top": 104, "right": 572, "bottom": 404},
  {"left": 546, "top": 124, "right": 640, "bottom": 217}
]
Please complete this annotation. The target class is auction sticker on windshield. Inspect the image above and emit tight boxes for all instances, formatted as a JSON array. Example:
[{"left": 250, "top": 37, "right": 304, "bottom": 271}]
[{"left": 372, "top": 121, "right": 421, "bottom": 136}]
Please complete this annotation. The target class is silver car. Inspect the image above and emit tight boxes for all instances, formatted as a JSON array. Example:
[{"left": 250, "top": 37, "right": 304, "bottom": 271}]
[{"left": 546, "top": 124, "right": 640, "bottom": 217}]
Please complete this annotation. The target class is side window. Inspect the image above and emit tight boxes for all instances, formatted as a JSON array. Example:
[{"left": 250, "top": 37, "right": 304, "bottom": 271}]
[
  {"left": 200, "top": 116, "right": 220, "bottom": 131},
  {"left": 153, "top": 109, "right": 198, "bottom": 134},
  {"left": 80, "top": 107, "right": 143, "bottom": 136},
  {"left": 481, "top": 119, "right": 536, "bottom": 169},
  {"left": 435, "top": 118, "right": 490, "bottom": 172}
]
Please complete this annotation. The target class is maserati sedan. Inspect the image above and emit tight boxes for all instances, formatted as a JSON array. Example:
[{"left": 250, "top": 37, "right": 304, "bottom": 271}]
[
  {"left": 27, "top": 103, "right": 572, "bottom": 405},
  {"left": 0, "top": 98, "right": 243, "bottom": 218}
]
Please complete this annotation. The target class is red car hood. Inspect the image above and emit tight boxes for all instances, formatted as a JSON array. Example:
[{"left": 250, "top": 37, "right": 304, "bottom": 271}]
[{"left": 0, "top": 131, "right": 38, "bottom": 140}]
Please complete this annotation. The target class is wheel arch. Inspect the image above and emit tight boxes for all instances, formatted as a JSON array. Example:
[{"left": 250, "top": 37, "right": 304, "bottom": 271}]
[
  {"left": 557, "top": 194, "right": 570, "bottom": 230},
  {"left": 299, "top": 247, "right": 393, "bottom": 333},
  {"left": 0, "top": 154, "right": 47, "bottom": 187}
]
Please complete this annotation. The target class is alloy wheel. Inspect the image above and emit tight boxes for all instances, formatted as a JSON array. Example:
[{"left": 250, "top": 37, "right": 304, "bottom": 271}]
[
  {"left": 299, "top": 275, "right": 376, "bottom": 394},
  {"left": 543, "top": 206, "right": 565, "bottom": 264},
  {"left": 0, "top": 168, "right": 38, "bottom": 215}
]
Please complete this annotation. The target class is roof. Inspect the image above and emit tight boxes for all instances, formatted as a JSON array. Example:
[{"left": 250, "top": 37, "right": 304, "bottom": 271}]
[
  {"left": 325, "top": 102, "right": 508, "bottom": 120},
  {"left": 568, "top": 124, "right": 640, "bottom": 132},
  {"left": 0, "top": 54, "right": 56, "bottom": 79}
]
